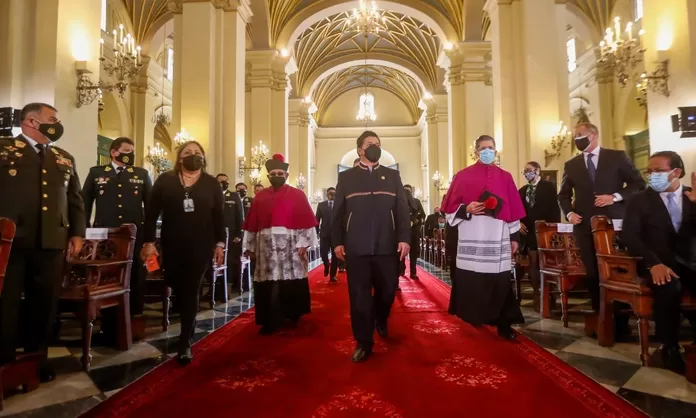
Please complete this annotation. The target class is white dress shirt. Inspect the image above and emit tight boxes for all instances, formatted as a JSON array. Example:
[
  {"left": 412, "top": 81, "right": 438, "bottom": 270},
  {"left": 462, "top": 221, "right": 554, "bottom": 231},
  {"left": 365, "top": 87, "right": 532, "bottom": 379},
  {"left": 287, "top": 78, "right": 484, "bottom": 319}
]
[
  {"left": 21, "top": 133, "right": 52, "bottom": 152},
  {"left": 566, "top": 147, "right": 622, "bottom": 221}
]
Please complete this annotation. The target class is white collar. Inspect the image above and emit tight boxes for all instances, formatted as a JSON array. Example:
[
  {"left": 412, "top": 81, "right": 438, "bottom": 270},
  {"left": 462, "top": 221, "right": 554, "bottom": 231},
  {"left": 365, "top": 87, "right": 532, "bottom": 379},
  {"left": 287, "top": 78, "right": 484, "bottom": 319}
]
[
  {"left": 111, "top": 161, "right": 126, "bottom": 172},
  {"left": 661, "top": 184, "right": 683, "bottom": 197},
  {"left": 531, "top": 177, "right": 541, "bottom": 186},
  {"left": 584, "top": 146, "right": 600, "bottom": 158},
  {"left": 21, "top": 133, "right": 51, "bottom": 150}
]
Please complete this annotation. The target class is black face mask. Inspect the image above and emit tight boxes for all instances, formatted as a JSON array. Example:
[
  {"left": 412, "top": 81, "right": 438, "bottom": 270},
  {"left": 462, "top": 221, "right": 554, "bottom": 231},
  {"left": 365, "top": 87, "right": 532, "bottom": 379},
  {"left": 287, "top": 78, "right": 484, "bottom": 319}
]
[
  {"left": 327, "top": 194, "right": 335, "bottom": 200},
  {"left": 574, "top": 135, "right": 591, "bottom": 152},
  {"left": 181, "top": 154, "right": 204, "bottom": 171},
  {"left": 364, "top": 145, "right": 381, "bottom": 163},
  {"left": 238, "top": 189, "right": 247, "bottom": 198},
  {"left": 220, "top": 181, "right": 229, "bottom": 191},
  {"left": 36, "top": 121, "right": 64, "bottom": 142},
  {"left": 269, "top": 176, "right": 286, "bottom": 189},
  {"left": 115, "top": 151, "right": 135, "bottom": 166}
]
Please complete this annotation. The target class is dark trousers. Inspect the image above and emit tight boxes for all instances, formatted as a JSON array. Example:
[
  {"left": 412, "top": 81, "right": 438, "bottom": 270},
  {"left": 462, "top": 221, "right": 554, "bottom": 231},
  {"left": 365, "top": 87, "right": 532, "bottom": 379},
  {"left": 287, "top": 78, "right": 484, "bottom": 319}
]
[
  {"left": 400, "top": 228, "right": 420, "bottom": 275},
  {"left": 346, "top": 254, "right": 399, "bottom": 349},
  {"left": 320, "top": 236, "right": 338, "bottom": 278},
  {"left": 169, "top": 266, "right": 207, "bottom": 352},
  {"left": 650, "top": 264, "right": 696, "bottom": 347},
  {"left": 574, "top": 224, "right": 601, "bottom": 310},
  {"left": 230, "top": 241, "right": 243, "bottom": 291},
  {"left": 0, "top": 249, "right": 64, "bottom": 364}
]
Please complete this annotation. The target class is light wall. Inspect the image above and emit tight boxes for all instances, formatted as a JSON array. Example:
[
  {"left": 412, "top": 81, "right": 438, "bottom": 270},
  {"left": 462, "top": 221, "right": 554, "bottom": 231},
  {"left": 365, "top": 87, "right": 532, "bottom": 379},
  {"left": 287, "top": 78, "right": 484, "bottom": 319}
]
[
  {"left": 313, "top": 126, "right": 423, "bottom": 193},
  {"left": 320, "top": 88, "right": 416, "bottom": 127}
]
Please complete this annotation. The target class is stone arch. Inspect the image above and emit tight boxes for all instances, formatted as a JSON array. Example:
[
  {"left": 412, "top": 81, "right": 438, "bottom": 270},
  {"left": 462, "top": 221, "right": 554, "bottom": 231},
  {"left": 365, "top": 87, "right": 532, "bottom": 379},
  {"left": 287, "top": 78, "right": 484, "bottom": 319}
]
[
  {"left": 99, "top": 91, "right": 132, "bottom": 138},
  {"left": 565, "top": 3, "right": 603, "bottom": 45},
  {"left": 278, "top": 0, "right": 456, "bottom": 50},
  {"left": 144, "top": 18, "right": 174, "bottom": 58},
  {"left": 306, "top": 58, "right": 429, "bottom": 98}
]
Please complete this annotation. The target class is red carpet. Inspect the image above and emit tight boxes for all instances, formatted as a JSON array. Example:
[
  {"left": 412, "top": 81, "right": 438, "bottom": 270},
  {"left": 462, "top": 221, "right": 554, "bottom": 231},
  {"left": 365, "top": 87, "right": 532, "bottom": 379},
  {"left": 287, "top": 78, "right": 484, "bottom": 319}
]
[{"left": 83, "top": 264, "right": 647, "bottom": 418}]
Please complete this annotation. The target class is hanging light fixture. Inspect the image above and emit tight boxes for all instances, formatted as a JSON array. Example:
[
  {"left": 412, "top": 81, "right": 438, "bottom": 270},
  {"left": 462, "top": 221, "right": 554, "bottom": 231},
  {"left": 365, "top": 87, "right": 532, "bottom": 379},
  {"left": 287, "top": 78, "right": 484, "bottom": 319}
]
[{"left": 152, "top": 29, "right": 171, "bottom": 126}]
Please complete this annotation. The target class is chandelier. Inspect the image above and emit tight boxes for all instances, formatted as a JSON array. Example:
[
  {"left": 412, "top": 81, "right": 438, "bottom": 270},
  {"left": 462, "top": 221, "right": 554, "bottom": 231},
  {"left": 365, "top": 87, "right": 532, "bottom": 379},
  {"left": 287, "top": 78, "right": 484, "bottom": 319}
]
[
  {"left": 347, "top": 0, "right": 387, "bottom": 34},
  {"left": 413, "top": 187, "right": 427, "bottom": 202},
  {"left": 238, "top": 141, "right": 269, "bottom": 178},
  {"left": 152, "top": 28, "right": 171, "bottom": 127},
  {"left": 173, "top": 128, "right": 193, "bottom": 149},
  {"left": 76, "top": 24, "right": 143, "bottom": 108},
  {"left": 432, "top": 171, "right": 449, "bottom": 191},
  {"left": 596, "top": 17, "right": 645, "bottom": 86},
  {"left": 544, "top": 121, "right": 573, "bottom": 166},
  {"left": 311, "top": 189, "right": 324, "bottom": 204},
  {"left": 296, "top": 173, "right": 307, "bottom": 191},
  {"left": 145, "top": 142, "right": 171, "bottom": 174},
  {"left": 356, "top": 91, "right": 377, "bottom": 122}
]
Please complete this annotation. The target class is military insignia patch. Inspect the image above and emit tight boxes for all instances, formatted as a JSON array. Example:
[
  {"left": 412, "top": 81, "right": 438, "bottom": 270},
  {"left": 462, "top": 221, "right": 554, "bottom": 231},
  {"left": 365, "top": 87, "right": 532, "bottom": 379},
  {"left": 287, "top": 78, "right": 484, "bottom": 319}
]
[
  {"left": 134, "top": 191, "right": 139, "bottom": 195},
  {"left": 8, "top": 169, "right": 16, "bottom": 176},
  {"left": 105, "top": 166, "right": 112, "bottom": 172},
  {"left": 134, "top": 175, "right": 138, "bottom": 179},
  {"left": 14, "top": 140, "right": 25, "bottom": 148},
  {"left": 100, "top": 190, "right": 104, "bottom": 195},
  {"left": 47, "top": 127, "right": 55, "bottom": 135},
  {"left": 15, "top": 152, "right": 22, "bottom": 158},
  {"left": 381, "top": 176, "right": 385, "bottom": 180},
  {"left": 123, "top": 156, "right": 130, "bottom": 163},
  {"left": 127, "top": 167, "right": 134, "bottom": 173},
  {"left": 50, "top": 148, "right": 59, "bottom": 155}
]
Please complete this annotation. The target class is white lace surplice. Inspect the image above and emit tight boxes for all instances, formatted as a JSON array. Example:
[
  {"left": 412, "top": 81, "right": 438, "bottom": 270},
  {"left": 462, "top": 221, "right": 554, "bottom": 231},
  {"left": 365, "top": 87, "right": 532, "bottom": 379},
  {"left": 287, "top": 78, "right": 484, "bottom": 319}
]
[{"left": 243, "top": 226, "right": 318, "bottom": 282}]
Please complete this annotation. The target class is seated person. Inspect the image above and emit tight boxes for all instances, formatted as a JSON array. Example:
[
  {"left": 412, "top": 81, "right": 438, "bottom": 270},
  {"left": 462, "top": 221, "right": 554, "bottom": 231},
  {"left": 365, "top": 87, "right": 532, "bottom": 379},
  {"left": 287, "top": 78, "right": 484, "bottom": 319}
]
[{"left": 622, "top": 151, "right": 696, "bottom": 374}]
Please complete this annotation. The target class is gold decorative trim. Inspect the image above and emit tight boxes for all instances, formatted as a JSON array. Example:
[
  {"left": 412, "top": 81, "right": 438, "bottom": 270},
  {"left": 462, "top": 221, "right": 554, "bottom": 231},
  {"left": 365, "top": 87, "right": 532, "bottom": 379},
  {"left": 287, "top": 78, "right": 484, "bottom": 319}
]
[
  {"left": 122, "top": 0, "right": 171, "bottom": 43},
  {"left": 568, "top": 0, "right": 618, "bottom": 35}
]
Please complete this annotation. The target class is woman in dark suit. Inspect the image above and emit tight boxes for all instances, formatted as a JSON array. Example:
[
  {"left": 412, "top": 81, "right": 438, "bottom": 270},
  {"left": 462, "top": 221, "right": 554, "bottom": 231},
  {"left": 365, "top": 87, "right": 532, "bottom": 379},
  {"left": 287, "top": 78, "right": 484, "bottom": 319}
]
[
  {"left": 518, "top": 161, "right": 561, "bottom": 308},
  {"left": 141, "top": 141, "right": 225, "bottom": 365}
]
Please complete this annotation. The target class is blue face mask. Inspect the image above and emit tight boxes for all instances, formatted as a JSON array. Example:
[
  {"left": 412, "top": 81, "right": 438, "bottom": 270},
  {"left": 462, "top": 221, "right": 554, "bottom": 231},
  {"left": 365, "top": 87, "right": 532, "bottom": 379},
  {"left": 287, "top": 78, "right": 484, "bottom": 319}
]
[
  {"left": 479, "top": 148, "right": 496, "bottom": 165},
  {"left": 438, "top": 223, "right": 446, "bottom": 229},
  {"left": 648, "top": 171, "right": 674, "bottom": 192}
]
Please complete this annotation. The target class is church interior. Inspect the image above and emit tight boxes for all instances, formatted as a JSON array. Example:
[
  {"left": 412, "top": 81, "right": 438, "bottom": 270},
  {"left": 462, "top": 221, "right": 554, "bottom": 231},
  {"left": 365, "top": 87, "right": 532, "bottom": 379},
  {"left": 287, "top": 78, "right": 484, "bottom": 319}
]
[{"left": 2, "top": 0, "right": 696, "bottom": 417}]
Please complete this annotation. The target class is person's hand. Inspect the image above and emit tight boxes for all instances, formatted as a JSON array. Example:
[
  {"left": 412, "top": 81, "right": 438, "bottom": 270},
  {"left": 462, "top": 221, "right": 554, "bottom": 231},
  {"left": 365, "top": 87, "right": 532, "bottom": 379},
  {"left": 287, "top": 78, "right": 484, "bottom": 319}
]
[
  {"left": 214, "top": 247, "right": 224, "bottom": 266},
  {"left": 594, "top": 195, "right": 615, "bottom": 207},
  {"left": 334, "top": 245, "right": 345, "bottom": 261},
  {"left": 298, "top": 247, "right": 307, "bottom": 261},
  {"left": 69, "top": 236, "right": 84, "bottom": 258},
  {"left": 568, "top": 213, "right": 583, "bottom": 225},
  {"left": 685, "top": 173, "right": 696, "bottom": 202},
  {"left": 511, "top": 241, "right": 519, "bottom": 255},
  {"left": 520, "top": 224, "right": 528, "bottom": 235},
  {"left": 466, "top": 201, "right": 485, "bottom": 215},
  {"left": 232, "top": 237, "right": 241, "bottom": 243},
  {"left": 398, "top": 242, "right": 410, "bottom": 260},
  {"left": 650, "top": 264, "right": 679, "bottom": 286},
  {"left": 140, "top": 243, "right": 158, "bottom": 262}
]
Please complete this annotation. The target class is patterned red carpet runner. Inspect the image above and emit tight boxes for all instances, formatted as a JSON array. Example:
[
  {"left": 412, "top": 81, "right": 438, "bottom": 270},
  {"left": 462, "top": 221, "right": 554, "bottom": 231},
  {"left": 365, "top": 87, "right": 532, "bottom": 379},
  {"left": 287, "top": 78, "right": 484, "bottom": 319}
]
[{"left": 83, "top": 264, "right": 646, "bottom": 417}]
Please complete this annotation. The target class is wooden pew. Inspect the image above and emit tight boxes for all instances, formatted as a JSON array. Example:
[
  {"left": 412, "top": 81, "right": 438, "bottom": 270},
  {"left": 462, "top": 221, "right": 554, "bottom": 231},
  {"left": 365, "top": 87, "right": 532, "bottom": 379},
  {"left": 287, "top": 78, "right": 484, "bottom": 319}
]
[
  {"left": 535, "top": 221, "right": 589, "bottom": 327},
  {"left": 0, "top": 218, "right": 41, "bottom": 411},
  {"left": 591, "top": 215, "right": 696, "bottom": 368},
  {"left": 59, "top": 224, "right": 136, "bottom": 371}
]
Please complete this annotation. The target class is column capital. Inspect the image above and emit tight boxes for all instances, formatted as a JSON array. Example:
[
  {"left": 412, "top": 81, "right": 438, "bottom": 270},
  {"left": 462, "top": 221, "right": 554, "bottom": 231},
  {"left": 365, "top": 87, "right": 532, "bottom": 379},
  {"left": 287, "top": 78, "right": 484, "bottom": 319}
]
[
  {"left": 214, "top": 0, "right": 253, "bottom": 23},
  {"left": 438, "top": 42, "right": 492, "bottom": 86},
  {"left": 483, "top": 0, "right": 516, "bottom": 16},
  {"left": 247, "top": 50, "right": 297, "bottom": 92},
  {"left": 168, "top": 0, "right": 183, "bottom": 14}
]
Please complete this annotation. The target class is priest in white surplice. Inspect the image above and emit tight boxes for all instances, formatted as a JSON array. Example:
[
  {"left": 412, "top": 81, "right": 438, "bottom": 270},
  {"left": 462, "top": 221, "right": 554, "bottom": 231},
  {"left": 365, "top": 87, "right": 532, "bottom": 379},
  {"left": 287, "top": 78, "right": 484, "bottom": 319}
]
[{"left": 441, "top": 135, "right": 526, "bottom": 340}]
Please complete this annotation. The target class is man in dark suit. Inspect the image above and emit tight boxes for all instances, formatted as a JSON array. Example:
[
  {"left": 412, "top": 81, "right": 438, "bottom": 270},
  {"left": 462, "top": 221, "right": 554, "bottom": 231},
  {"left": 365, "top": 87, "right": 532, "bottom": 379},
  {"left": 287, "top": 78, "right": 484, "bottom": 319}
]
[
  {"left": 83, "top": 137, "right": 152, "bottom": 318},
  {"left": 558, "top": 122, "right": 645, "bottom": 335},
  {"left": 424, "top": 206, "right": 443, "bottom": 238},
  {"left": 316, "top": 187, "right": 338, "bottom": 282},
  {"left": 401, "top": 184, "right": 426, "bottom": 279},
  {"left": 622, "top": 151, "right": 696, "bottom": 374},
  {"left": 236, "top": 182, "right": 253, "bottom": 217},
  {"left": 333, "top": 130, "right": 410, "bottom": 362},
  {"left": 217, "top": 174, "right": 244, "bottom": 291},
  {"left": 0, "top": 102, "right": 86, "bottom": 382}
]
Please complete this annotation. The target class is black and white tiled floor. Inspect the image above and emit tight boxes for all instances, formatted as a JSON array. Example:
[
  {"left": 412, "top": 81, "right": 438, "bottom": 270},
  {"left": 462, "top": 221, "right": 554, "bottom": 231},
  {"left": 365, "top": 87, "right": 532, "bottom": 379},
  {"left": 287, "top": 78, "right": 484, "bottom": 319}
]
[{"left": 3, "top": 260, "right": 696, "bottom": 417}]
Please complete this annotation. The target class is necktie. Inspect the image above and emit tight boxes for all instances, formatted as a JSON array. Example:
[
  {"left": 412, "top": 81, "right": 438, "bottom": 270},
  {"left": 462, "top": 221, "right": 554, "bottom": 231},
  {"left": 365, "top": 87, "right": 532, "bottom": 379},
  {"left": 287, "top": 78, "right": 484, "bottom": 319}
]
[
  {"left": 329, "top": 201, "right": 333, "bottom": 210},
  {"left": 117, "top": 166, "right": 124, "bottom": 177},
  {"left": 586, "top": 153, "right": 596, "bottom": 183},
  {"left": 526, "top": 185, "right": 536, "bottom": 208},
  {"left": 666, "top": 193, "right": 681, "bottom": 231},
  {"left": 35, "top": 144, "right": 45, "bottom": 164}
]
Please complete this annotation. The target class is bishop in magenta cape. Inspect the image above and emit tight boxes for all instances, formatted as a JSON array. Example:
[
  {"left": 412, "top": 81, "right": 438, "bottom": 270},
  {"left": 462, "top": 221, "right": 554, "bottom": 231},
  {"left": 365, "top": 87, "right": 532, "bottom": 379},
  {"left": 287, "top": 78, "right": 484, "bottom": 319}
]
[
  {"left": 441, "top": 160, "right": 526, "bottom": 339},
  {"left": 242, "top": 154, "right": 318, "bottom": 333}
]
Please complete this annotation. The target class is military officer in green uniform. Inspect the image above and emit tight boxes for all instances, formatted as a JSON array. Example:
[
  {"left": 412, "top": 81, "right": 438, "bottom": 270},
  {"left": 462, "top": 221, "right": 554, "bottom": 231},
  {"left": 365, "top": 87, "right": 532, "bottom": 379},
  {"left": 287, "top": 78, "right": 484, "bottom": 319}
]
[
  {"left": 216, "top": 174, "right": 244, "bottom": 292},
  {"left": 0, "top": 102, "right": 86, "bottom": 382},
  {"left": 82, "top": 136, "right": 153, "bottom": 318}
]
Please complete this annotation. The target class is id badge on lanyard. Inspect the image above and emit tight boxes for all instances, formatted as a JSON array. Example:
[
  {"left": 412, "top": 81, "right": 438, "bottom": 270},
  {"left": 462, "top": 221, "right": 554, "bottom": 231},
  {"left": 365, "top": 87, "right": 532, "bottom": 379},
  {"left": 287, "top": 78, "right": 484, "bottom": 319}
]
[{"left": 183, "top": 192, "right": 195, "bottom": 213}]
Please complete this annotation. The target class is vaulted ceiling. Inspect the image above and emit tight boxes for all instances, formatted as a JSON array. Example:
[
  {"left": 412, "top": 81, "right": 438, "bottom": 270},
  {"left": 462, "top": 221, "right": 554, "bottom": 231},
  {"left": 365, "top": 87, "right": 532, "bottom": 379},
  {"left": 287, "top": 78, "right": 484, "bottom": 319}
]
[{"left": 312, "top": 65, "right": 422, "bottom": 125}]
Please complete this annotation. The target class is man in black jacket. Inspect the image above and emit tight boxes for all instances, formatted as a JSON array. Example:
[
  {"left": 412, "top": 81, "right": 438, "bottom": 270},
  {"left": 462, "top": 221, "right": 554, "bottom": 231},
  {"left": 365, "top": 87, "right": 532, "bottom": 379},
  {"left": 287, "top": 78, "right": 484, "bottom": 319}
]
[
  {"left": 217, "top": 174, "right": 244, "bottom": 291},
  {"left": 424, "top": 206, "right": 443, "bottom": 238},
  {"left": 333, "top": 130, "right": 410, "bottom": 363},
  {"left": 316, "top": 187, "right": 338, "bottom": 282},
  {"left": 622, "top": 151, "right": 696, "bottom": 374},
  {"left": 83, "top": 137, "right": 152, "bottom": 316},
  {"left": 558, "top": 122, "right": 645, "bottom": 334},
  {"left": 0, "top": 103, "right": 86, "bottom": 382},
  {"left": 401, "top": 184, "right": 426, "bottom": 279}
]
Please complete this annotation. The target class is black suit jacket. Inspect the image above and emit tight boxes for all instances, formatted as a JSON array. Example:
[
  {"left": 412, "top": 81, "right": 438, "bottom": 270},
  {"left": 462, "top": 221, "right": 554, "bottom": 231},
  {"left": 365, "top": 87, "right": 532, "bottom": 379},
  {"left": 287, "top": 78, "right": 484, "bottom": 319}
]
[
  {"left": 83, "top": 164, "right": 152, "bottom": 229},
  {"left": 222, "top": 190, "right": 244, "bottom": 240},
  {"left": 622, "top": 186, "right": 696, "bottom": 272},
  {"left": 241, "top": 196, "right": 253, "bottom": 218},
  {"left": 0, "top": 135, "right": 86, "bottom": 250},
  {"left": 424, "top": 213, "right": 443, "bottom": 238},
  {"left": 519, "top": 180, "right": 561, "bottom": 228},
  {"left": 315, "top": 200, "right": 335, "bottom": 239},
  {"left": 332, "top": 164, "right": 410, "bottom": 256},
  {"left": 558, "top": 148, "right": 645, "bottom": 222}
]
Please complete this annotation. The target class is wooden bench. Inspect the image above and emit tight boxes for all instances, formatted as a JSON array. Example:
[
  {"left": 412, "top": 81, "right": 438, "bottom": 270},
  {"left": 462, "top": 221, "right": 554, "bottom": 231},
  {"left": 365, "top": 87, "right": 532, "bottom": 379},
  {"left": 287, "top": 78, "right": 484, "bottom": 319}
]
[
  {"left": 59, "top": 224, "right": 136, "bottom": 371},
  {"left": 591, "top": 215, "right": 696, "bottom": 369},
  {"left": 536, "top": 221, "right": 590, "bottom": 328},
  {"left": 0, "top": 218, "right": 41, "bottom": 411}
]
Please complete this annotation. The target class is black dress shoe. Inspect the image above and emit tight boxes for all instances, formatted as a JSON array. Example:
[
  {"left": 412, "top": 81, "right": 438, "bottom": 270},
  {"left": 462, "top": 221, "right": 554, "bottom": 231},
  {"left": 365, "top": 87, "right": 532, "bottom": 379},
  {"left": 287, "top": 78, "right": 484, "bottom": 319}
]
[
  {"left": 39, "top": 367, "right": 56, "bottom": 383},
  {"left": 324, "top": 265, "right": 329, "bottom": 277},
  {"left": 410, "top": 273, "right": 419, "bottom": 280},
  {"left": 177, "top": 348, "right": 193, "bottom": 365},
  {"left": 497, "top": 325, "right": 516, "bottom": 341},
  {"left": 661, "top": 345, "right": 686, "bottom": 374},
  {"left": 259, "top": 326, "right": 274, "bottom": 335},
  {"left": 330, "top": 276, "right": 338, "bottom": 283},
  {"left": 376, "top": 322, "right": 388, "bottom": 338},
  {"left": 352, "top": 346, "right": 372, "bottom": 363}
]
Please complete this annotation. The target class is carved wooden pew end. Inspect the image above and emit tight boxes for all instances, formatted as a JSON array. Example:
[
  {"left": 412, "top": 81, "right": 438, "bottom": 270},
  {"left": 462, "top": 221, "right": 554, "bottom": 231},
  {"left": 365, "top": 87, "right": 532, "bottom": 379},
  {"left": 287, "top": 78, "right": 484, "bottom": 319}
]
[
  {"left": 0, "top": 352, "right": 42, "bottom": 411},
  {"left": 683, "top": 344, "right": 696, "bottom": 384}
]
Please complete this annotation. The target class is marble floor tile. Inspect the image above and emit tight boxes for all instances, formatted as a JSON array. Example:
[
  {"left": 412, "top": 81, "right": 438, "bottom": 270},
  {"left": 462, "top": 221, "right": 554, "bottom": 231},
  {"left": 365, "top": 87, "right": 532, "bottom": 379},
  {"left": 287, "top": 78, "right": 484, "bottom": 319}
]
[
  {"left": 86, "top": 342, "right": 166, "bottom": 370},
  {"left": 601, "top": 383, "right": 620, "bottom": 393},
  {"left": 47, "top": 347, "right": 71, "bottom": 359},
  {"left": 103, "top": 389, "right": 121, "bottom": 398},
  {"left": 0, "top": 395, "right": 105, "bottom": 418},
  {"left": 0, "top": 373, "right": 101, "bottom": 416},
  {"left": 622, "top": 367, "right": 696, "bottom": 404},
  {"left": 196, "top": 308, "right": 231, "bottom": 321},
  {"left": 88, "top": 355, "right": 169, "bottom": 393},
  {"left": 522, "top": 318, "right": 586, "bottom": 337},
  {"left": 561, "top": 337, "right": 656, "bottom": 365},
  {"left": 520, "top": 329, "right": 580, "bottom": 351},
  {"left": 196, "top": 316, "right": 235, "bottom": 332},
  {"left": 618, "top": 388, "right": 696, "bottom": 418},
  {"left": 553, "top": 352, "right": 642, "bottom": 387},
  {"left": 142, "top": 322, "right": 183, "bottom": 342},
  {"left": 145, "top": 331, "right": 208, "bottom": 355}
]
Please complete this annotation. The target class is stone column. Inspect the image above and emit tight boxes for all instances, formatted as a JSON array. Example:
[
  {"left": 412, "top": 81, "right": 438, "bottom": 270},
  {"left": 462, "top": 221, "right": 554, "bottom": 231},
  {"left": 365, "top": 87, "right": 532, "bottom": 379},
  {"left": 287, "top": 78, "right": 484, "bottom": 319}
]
[
  {"left": 641, "top": 0, "right": 696, "bottom": 172},
  {"left": 440, "top": 41, "right": 493, "bottom": 172},
  {"left": 287, "top": 98, "right": 311, "bottom": 189},
  {"left": 485, "top": 0, "right": 570, "bottom": 183},
  {"left": 0, "top": 0, "right": 27, "bottom": 108},
  {"left": 129, "top": 79, "right": 158, "bottom": 167},
  {"left": 247, "top": 50, "right": 297, "bottom": 157},
  {"left": 424, "top": 94, "right": 449, "bottom": 204},
  {"left": 170, "top": 1, "right": 183, "bottom": 134}
]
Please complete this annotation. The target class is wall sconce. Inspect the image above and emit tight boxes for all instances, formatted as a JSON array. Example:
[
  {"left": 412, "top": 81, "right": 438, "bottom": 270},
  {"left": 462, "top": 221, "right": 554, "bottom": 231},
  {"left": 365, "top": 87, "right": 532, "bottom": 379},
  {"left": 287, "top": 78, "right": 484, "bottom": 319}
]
[
  {"left": 249, "top": 168, "right": 261, "bottom": 186},
  {"left": 238, "top": 141, "right": 269, "bottom": 178},
  {"left": 145, "top": 142, "right": 171, "bottom": 174},
  {"left": 296, "top": 173, "right": 307, "bottom": 191},
  {"left": 641, "top": 60, "right": 670, "bottom": 97},
  {"left": 75, "top": 62, "right": 102, "bottom": 108},
  {"left": 311, "top": 189, "right": 323, "bottom": 204},
  {"left": 544, "top": 121, "right": 573, "bottom": 166},
  {"left": 432, "top": 171, "right": 449, "bottom": 191}
]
